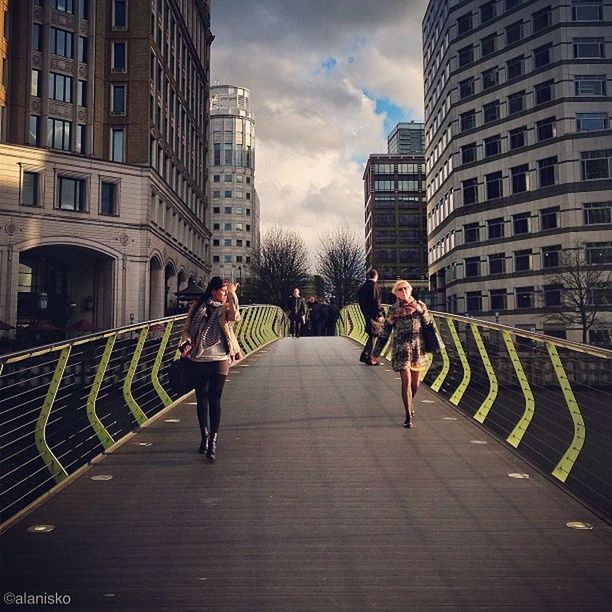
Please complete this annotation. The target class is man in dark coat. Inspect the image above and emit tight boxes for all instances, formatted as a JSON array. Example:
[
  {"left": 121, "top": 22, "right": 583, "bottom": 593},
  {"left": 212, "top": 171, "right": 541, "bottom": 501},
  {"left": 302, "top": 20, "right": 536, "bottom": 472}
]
[
  {"left": 287, "top": 288, "right": 308, "bottom": 338},
  {"left": 326, "top": 300, "right": 340, "bottom": 336},
  {"left": 357, "top": 269, "right": 384, "bottom": 364}
]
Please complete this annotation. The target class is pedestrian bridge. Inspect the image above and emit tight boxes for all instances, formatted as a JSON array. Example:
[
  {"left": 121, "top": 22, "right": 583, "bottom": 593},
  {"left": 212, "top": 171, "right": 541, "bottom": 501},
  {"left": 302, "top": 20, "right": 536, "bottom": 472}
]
[{"left": 1, "top": 307, "right": 611, "bottom": 610}]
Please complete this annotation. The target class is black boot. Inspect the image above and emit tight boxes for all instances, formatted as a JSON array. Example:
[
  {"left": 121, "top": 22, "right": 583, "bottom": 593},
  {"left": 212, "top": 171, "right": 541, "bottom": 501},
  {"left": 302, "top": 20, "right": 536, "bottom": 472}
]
[
  {"left": 198, "top": 429, "right": 209, "bottom": 454},
  {"left": 206, "top": 433, "right": 218, "bottom": 461}
]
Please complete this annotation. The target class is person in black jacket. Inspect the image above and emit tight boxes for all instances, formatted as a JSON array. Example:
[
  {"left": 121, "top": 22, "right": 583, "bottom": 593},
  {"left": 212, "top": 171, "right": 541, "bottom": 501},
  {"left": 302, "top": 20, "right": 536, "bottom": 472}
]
[
  {"left": 357, "top": 269, "right": 384, "bottom": 365},
  {"left": 287, "top": 288, "right": 308, "bottom": 338}
]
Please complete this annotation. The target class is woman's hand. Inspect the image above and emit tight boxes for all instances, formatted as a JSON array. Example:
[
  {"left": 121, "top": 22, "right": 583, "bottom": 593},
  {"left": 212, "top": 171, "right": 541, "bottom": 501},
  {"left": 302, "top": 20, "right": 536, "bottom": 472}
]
[{"left": 227, "top": 282, "right": 238, "bottom": 295}]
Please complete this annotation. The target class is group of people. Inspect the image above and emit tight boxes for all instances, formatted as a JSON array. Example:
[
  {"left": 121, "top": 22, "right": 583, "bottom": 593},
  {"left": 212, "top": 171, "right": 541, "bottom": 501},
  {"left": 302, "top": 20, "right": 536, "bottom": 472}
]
[
  {"left": 287, "top": 288, "right": 339, "bottom": 338},
  {"left": 178, "top": 270, "right": 434, "bottom": 462}
]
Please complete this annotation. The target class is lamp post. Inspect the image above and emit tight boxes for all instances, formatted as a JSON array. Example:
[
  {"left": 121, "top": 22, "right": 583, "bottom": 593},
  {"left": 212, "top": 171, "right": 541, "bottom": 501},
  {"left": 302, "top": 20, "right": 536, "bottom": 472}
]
[
  {"left": 238, "top": 265, "right": 242, "bottom": 299},
  {"left": 38, "top": 291, "right": 48, "bottom": 311}
]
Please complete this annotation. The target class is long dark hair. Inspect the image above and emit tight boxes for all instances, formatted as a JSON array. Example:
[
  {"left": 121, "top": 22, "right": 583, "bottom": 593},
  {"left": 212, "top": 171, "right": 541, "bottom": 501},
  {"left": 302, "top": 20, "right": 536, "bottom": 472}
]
[{"left": 195, "top": 276, "right": 226, "bottom": 313}]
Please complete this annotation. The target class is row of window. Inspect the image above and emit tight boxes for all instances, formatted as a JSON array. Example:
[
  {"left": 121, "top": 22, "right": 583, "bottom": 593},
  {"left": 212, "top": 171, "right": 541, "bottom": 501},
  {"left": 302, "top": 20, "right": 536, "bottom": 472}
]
[
  {"left": 212, "top": 174, "right": 252, "bottom": 184},
  {"left": 211, "top": 190, "right": 252, "bottom": 200},
  {"left": 373, "top": 163, "right": 424, "bottom": 174},
  {"left": 460, "top": 150, "right": 612, "bottom": 206},
  {"left": 211, "top": 222, "right": 252, "bottom": 232},
  {"left": 21, "top": 171, "right": 118, "bottom": 215},
  {"left": 212, "top": 254, "right": 251, "bottom": 264},
  {"left": 212, "top": 206, "right": 252, "bottom": 216},
  {"left": 212, "top": 238, "right": 251, "bottom": 248}
]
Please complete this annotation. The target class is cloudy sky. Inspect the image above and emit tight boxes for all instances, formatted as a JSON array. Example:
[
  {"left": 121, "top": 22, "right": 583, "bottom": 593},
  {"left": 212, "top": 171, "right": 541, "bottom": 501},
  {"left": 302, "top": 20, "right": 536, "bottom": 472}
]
[{"left": 210, "top": 0, "right": 428, "bottom": 253}]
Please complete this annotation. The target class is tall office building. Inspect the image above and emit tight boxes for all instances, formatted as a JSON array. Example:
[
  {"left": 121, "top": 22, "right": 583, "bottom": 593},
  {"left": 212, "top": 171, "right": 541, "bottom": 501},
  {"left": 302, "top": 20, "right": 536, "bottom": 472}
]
[
  {"left": 423, "top": 0, "right": 612, "bottom": 343},
  {"left": 363, "top": 150, "right": 428, "bottom": 296},
  {"left": 0, "top": 0, "right": 212, "bottom": 338},
  {"left": 208, "top": 84, "right": 260, "bottom": 287},
  {"left": 387, "top": 121, "right": 425, "bottom": 154}
]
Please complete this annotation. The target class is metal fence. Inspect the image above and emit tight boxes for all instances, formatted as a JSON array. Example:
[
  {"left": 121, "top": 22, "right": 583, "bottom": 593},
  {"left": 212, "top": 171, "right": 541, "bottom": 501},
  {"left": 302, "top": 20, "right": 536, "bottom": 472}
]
[
  {"left": 341, "top": 304, "right": 612, "bottom": 522},
  {"left": 0, "top": 305, "right": 288, "bottom": 529}
]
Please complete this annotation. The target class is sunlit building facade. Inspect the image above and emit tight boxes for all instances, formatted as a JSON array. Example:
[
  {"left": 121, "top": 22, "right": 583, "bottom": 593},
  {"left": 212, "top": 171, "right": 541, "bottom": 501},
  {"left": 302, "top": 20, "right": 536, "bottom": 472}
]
[
  {"left": 423, "top": 0, "right": 612, "bottom": 342},
  {"left": 0, "top": 0, "right": 213, "bottom": 341},
  {"left": 208, "top": 84, "right": 260, "bottom": 286}
]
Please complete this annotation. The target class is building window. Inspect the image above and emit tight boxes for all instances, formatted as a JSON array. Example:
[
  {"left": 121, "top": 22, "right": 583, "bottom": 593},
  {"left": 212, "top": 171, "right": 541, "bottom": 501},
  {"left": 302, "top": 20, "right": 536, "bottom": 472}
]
[
  {"left": 465, "top": 256, "right": 481, "bottom": 277},
  {"left": 48, "top": 117, "right": 72, "bottom": 151},
  {"left": 516, "top": 286, "right": 534, "bottom": 309},
  {"left": 540, "top": 206, "right": 559, "bottom": 230},
  {"left": 224, "top": 206, "right": 232, "bottom": 214},
  {"left": 50, "top": 27, "right": 73, "bottom": 58},
  {"left": 481, "top": 33, "right": 497, "bottom": 57},
  {"left": 538, "top": 156, "right": 557, "bottom": 186},
  {"left": 573, "top": 38, "right": 605, "bottom": 58},
  {"left": 507, "top": 90, "right": 525, "bottom": 115},
  {"left": 76, "top": 124, "right": 87, "bottom": 154},
  {"left": 574, "top": 75, "right": 606, "bottom": 96},
  {"left": 513, "top": 212, "right": 530, "bottom": 235},
  {"left": 536, "top": 117, "right": 556, "bottom": 141},
  {"left": 110, "top": 128, "right": 124, "bottom": 162},
  {"left": 112, "top": 0, "right": 127, "bottom": 28},
  {"left": 462, "top": 178, "right": 478, "bottom": 205},
  {"left": 576, "top": 113, "right": 608, "bottom": 132},
  {"left": 224, "top": 223, "right": 232, "bottom": 231},
  {"left": 461, "top": 143, "right": 477, "bottom": 164},
  {"left": 213, "top": 175, "right": 220, "bottom": 183},
  {"left": 483, "top": 100, "right": 500, "bottom": 123},
  {"left": 111, "top": 84, "right": 126, "bottom": 113},
  {"left": 490, "top": 289, "right": 507, "bottom": 310},
  {"left": 459, "top": 77, "right": 475, "bottom": 99},
  {"left": 532, "top": 6, "right": 552, "bottom": 32},
  {"left": 224, "top": 190, "right": 232, "bottom": 198},
  {"left": 77, "top": 80, "right": 87, "bottom": 107},
  {"left": 29, "top": 116, "right": 40, "bottom": 145},
  {"left": 48, "top": 72, "right": 73, "bottom": 103},
  {"left": 534, "top": 43, "right": 552, "bottom": 68},
  {"left": 514, "top": 249, "right": 532, "bottom": 271},
  {"left": 487, "top": 217, "right": 505, "bottom": 239},
  {"left": 464, "top": 222, "right": 480, "bottom": 243},
  {"left": 586, "top": 242, "right": 612, "bottom": 264},
  {"left": 581, "top": 150, "right": 612, "bottom": 180},
  {"left": 489, "top": 253, "right": 506, "bottom": 275},
  {"left": 213, "top": 223, "right": 220, "bottom": 230},
  {"left": 535, "top": 80, "right": 554, "bottom": 104},
  {"left": 100, "top": 182, "right": 117, "bottom": 215},
  {"left": 466, "top": 292, "right": 482, "bottom": 312},
  {"left": 111, "top": 42, "right": 126, "bottom": 71},
  {"left": 224, "top": 238, "right": 232, "bottom": 246},
  {"left": 509, "top": 126, "right": 527, "bottom": 149},
  {"left": 22, "top": 172, "right": 39, "bottom": 207},
  {"left": 31, "top": 69, "right": 41, "bottom": 97},
  {"left": 584, "top": 202, "right": 612, "bottom": 225},
  {"left": 482, "top": 67, "right": 498, "bottom": 90},
  {"left": 458, "top": 45, "right": 474, "bottom": 66},
  {"left": 544, "top": 284, "right": 563, "bottom": 307},
  {"left": 486, "top": 171, "right": 503, "bottom": 200},
  {"left": 32, "top": 23, "right": 42, "bottom": 51},
  {"left": 224, "top": 174, "right": 233, "bottom": 182},
  {"left": 480, "top": 1, "right": 496, "bottom": 23},
  {"left": 213, "top": 255, "right": 220, "bottom": 263},
  {"left": 484, "top": 135, "right": 501, "bottom": 157},
  {"left": 572, "top": 1, "right": 603, "bottom": 21},
  {"left": 542, "top": 245, "right": 561, "bottom": 268},
  {"left": 57, "top": 176, "right": 85, "bottom": 211},
  {"left": 506, "top": 56, "right": 524, "bottom": 79},
  {"left": 505, "top": 21, "right": 523, "bottom": 44},
  {"left": 51, "top": 0, "right": 74, "bottom": 14},
  {"left": 511, "top": 164, "right": 529, "bottom": 193},
  {"left": 224, "top": 255, "right": 232, "bottom": 264},
  {"left": 457, "top": 12, "right": 473, "bottom": 35},
  {"left": 460, "top": 110, "right": 476, "bottom": 132},
  {"left": 78, "top": 36, "right": 88, "bottom": 63},
  {"left": 80, "top": 0, "right": 89, "bottom": 19}
]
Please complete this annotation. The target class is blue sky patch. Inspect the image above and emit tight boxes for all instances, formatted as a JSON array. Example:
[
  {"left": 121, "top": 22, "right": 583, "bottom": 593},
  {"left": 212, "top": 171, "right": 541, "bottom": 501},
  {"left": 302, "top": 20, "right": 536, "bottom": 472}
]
[{"left": 320, "top": 57, "right": 337, "bottom": 72}]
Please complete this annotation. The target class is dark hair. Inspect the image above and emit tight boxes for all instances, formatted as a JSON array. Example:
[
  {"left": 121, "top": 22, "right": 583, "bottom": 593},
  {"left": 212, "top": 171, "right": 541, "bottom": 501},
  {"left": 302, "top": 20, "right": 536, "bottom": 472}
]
[
  {"left": 196, "top": 276, "right": 226, "bottom": 310},
  {"left": 368, "top": 269, "right": 378, "bottom": 279}
]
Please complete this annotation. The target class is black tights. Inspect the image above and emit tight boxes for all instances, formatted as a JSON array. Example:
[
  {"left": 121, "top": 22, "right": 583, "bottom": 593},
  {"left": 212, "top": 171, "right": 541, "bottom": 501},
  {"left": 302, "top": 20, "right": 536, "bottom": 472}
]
[{"left": 192, "top": 360, "right": 228, "bottom": 435}]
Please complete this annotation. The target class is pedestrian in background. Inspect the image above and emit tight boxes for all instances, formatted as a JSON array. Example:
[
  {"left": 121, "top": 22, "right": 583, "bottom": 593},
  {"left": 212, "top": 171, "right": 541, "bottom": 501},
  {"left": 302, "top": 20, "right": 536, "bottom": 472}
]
[
  {"left": 180, "top": 277, "right": 241, "bottom": 461},
  {"left": 287, "top": 287, "right": 307, "bottom": 338},
  {"left": 357, "top": 269, "right": 384, "bottom": 365},
  {"left": 370, "top": 279, "right": 431, "bottom": 428}
]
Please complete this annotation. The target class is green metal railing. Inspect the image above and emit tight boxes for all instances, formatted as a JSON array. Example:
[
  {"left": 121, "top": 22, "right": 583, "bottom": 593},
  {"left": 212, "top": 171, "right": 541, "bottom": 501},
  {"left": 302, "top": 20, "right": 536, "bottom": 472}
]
[
  {"left": 0, "top": 305, "right": 288, "bottom": 529},
  {"left": 340, "top": 304, "right": 612, "bottom": 521}
]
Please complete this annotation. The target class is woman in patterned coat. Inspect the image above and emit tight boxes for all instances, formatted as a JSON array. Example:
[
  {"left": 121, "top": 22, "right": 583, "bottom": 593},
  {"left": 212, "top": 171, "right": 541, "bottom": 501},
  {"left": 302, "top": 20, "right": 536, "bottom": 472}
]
[{"left": 370, "top": 279, "right": 432, "bottom": 428}]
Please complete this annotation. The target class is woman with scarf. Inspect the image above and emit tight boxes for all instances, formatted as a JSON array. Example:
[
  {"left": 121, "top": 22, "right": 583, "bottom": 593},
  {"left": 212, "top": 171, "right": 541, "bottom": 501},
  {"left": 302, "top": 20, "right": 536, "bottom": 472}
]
[
  {"left": 370, "top": 280, "right": 432, "bottom": 428},
  {"left": 180, "top": 277, "right": 241, "bottom": 461}
]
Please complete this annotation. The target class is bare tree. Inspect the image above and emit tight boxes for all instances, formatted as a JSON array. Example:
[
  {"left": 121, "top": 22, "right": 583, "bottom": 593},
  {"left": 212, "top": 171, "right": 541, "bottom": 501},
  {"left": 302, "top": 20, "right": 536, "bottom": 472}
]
[
  {"left": 543, "top": 245, "right": 611, "bottom": 344},
  {"left": 316, "top": 224, "right": 366, "bottom": 307},
  {"left": 248, "top": 225, "right": 310, "bottom": 307}
]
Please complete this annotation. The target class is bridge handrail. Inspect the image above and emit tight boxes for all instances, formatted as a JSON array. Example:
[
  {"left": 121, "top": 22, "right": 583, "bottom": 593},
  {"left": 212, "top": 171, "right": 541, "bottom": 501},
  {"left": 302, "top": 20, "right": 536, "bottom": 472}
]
[
  {"left": 0, "top": 305, "right": 289, "bottom": 531},
  {"left": 339, "top": 303, "right": 611, "bottom": 523}
]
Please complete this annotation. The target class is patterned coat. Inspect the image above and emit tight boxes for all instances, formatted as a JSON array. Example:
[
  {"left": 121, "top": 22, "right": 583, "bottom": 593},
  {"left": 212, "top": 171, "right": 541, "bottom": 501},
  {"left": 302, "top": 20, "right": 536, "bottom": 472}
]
[{"left": 371, "top": 300, "right": 432, "bottom": 372}]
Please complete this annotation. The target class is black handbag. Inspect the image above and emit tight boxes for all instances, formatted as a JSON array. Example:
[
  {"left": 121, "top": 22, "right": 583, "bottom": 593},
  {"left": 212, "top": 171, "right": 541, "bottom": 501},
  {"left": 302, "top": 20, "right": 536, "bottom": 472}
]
[
  {"left": 422, "top": 322, "right": 442, "bottom": 353},
  {"left": 167, "top": 358, "right": 194, "bottom": 395}
]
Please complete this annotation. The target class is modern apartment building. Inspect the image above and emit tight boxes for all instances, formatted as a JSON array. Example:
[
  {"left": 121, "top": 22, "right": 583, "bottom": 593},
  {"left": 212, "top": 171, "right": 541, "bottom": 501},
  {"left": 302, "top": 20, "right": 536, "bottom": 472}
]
[
  {"left": 0, "top": 0, "right": 212, "bottom": 340},
  {"left": 363, "top": 149, "right": 428, "bottom": 297},
  {"left": 208, "top": 84, "right": 260, "bottom": 289},
  {"left": 387, "top": 121, "right": 425, "bottom": 154},
  {"left": 423, "top": 0, "right": 612, "bottom": 343}
]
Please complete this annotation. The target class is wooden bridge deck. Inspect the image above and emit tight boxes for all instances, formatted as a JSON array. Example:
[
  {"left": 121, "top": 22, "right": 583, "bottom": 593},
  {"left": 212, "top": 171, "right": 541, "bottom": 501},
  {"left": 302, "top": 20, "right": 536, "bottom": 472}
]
[{"left": 1, "top": 336, "right": 611, "bottom": 610}]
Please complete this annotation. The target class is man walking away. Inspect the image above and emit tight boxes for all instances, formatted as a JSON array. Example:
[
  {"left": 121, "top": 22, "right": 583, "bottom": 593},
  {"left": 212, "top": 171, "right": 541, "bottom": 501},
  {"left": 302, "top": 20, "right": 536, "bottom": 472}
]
[
  {"left": 357, "top": 269, "right": 384, "bottom": 364},
  {"left": 288, "top": 288, "right": 308, "bottom": 338}
]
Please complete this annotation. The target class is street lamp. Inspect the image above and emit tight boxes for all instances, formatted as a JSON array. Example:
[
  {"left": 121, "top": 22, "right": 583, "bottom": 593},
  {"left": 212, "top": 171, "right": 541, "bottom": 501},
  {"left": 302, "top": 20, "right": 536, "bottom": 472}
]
[
  {"left": 238, "top": 265, "right": 242, "bottom": 298},
  {"left": 38, "top": 291, "right": 48, "bottom": 311},
  {"left": 494, "top": 312, "right": 500, "bottom": 324}
]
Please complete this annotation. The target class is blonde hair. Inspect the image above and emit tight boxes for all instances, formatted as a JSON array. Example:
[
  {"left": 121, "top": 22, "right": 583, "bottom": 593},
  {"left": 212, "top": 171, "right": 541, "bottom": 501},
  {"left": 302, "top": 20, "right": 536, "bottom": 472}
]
[{"left": 392, "top": 280, "right": 412, "bottom": 296}]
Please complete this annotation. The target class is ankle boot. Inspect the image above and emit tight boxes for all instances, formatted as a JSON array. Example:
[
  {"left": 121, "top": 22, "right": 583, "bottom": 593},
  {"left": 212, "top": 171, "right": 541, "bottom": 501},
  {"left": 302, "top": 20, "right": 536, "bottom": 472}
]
[
  {"left": 198, "top": 429, "right": 209, "bottom": 454},
  {"left": 207, "top": 433, "right": 218, "bottom": 461},
  {"left": 403, "top": 412, "right": 413, "bottom": 428}
]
